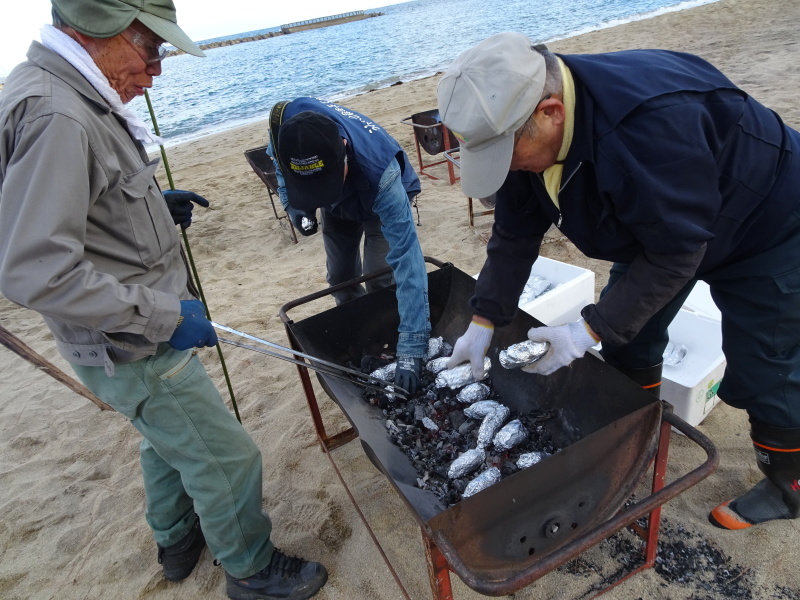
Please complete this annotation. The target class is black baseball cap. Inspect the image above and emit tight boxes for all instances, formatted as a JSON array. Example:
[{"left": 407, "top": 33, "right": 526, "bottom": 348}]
[{"left": 277, "top": 111, "right": 346, "bottom": 211}]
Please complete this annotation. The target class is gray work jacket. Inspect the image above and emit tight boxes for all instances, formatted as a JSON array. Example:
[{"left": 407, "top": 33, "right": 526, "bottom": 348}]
[{"left": 0, "top": 42, "right": 188, "bottom": 369}]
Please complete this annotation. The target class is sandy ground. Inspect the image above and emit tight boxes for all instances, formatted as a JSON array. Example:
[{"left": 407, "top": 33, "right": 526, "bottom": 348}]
[{"left": 2, "top": 0, "right": 800, "bottom": 598}]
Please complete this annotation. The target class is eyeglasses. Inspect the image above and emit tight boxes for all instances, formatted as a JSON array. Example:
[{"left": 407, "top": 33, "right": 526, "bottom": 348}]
[{"left": 121, "top": 30, "right": 168, "bottom": 65}]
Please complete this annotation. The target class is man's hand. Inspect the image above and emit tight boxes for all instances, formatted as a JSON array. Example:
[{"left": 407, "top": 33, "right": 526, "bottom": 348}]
[
  {"left": 162, "top": 190, "right": 209, "bottom": 229},
  {"left": 522, "top": 320, "right": 599, "bottom": 375},
  {"left": 395, "top": 356, "right": 422, "bottom": 395},
  {"left": 286, "top": 205, "right": 318, "bottom": 236},
  {"left": 447, "top": 319, "right": 494, "bottom": 381},
  {"left": 168, "top": 300, "right": 218, "bottom": 350}
]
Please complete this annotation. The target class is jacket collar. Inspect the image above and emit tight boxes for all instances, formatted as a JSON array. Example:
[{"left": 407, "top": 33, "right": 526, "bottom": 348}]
[{"left": 26, "top": 41, "right": 112, "bottom": 115}]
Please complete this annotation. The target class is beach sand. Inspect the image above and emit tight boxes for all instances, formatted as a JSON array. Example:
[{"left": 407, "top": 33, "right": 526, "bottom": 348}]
[{"left": 2, "top": 0, "right": 800, "bottom": 598}]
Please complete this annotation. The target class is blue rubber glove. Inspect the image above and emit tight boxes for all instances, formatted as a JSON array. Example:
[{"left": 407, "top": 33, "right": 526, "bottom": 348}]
[
  {"left": 168, "top": 300, "right": 218, "bottom": 350},
  {"left": 285, "top": 205, "right": 318, "bottom": 236},
  {"left": 447, "top": 320, "right": 494, "bottom": 381},
  {"left": 522, "top": 319, "right": 599, "bottom": 375},
  {"left": 163, "top": 189, "right": 209, "bottom": 228},
  {"left": 395, "top": 355, "right": 422, "bottom": 395}
]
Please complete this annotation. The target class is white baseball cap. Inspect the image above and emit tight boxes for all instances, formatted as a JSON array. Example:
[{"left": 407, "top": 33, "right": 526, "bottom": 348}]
[{"left": 438, "top": 32, "right": 546, "bottom": 198}]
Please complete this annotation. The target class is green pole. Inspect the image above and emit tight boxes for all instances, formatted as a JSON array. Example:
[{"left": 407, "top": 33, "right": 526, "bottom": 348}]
[{"left": 144, "top": 90, "right": 242, "bottom": 423}]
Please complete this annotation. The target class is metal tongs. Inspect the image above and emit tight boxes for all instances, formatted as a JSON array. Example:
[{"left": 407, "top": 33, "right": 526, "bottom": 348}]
[{"left": 211, "top": 322, "right": 410, "bottom": 400}]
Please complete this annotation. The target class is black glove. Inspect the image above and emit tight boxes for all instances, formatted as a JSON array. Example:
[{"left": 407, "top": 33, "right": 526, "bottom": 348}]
[
  {"left": 395, "top": 356, "right": 422, "bottom": 395},
  {"left": 163, "top": 189, "right": 209, "bottom": 228},
  {"left": 168, "top": 299, "right": 218, "bottom": 350},
  {"left": 286, "top": 205, "right": 318, "bottom": 236}
]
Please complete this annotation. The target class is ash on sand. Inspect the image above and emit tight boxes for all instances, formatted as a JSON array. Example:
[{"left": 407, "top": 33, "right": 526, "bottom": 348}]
[
  {"left": 559, "top": 514, "right": 800, "bottom": 600},
  {"left": 358, "top": 353, "right": 559, "bottom": 506}
]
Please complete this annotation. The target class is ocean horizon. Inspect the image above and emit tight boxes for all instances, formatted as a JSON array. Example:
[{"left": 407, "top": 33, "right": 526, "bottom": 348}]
[{"left": 1, "top": 0, "right": 721, "bottom": 148}]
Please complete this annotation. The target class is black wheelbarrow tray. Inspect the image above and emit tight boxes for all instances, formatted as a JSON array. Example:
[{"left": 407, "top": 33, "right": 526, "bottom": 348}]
[{"left": 278, "top": 258, "right": 718, "bottom": 599}]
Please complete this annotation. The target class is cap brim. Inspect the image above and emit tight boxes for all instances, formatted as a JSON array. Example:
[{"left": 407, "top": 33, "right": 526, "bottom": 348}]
[
  {"left": 284, "top": 170, "right": 344, "bottom": 212},
  {"left": 136, "top": 12, "right": 205, "bottom": 57},
  {"left": 458, "top": 134, "right": 515, "bottom": 199}
]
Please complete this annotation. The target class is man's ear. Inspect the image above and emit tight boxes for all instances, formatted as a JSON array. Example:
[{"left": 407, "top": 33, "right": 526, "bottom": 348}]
[{"left": 537, "top": 97, "right": 566, "bottom": 126}]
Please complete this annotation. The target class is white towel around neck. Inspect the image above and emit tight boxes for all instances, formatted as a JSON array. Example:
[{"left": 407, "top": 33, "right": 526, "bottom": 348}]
[{"left": 40, "top": 24, "right": 162, "bottom": 145}]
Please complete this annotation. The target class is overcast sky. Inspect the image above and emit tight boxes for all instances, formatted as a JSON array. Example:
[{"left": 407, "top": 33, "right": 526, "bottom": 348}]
[{"left": 0, "top": 0, "right": 402, "bottom": 77}]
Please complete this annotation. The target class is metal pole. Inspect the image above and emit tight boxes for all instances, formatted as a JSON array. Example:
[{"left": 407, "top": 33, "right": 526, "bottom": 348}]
[{"left": 144, "top": 90, "right": 241, "bottom": 423}]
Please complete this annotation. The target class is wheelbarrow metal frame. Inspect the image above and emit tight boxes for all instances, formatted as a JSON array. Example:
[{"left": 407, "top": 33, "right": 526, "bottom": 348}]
[{"left": 278, "top": 257, "right": 719, "bottom": 599}]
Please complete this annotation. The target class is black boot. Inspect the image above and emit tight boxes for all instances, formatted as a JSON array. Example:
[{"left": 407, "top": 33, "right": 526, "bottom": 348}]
[
  {"left": 225, "top": 548, "right": 328, "bottom": 600},
  {"left": 157, "top": 515, "right": 206, "bottom": 581},
  {"left": 614, "top": 362, "right": 663, "bottom": 398},
  {"left": 709, "top": 420, "right": 800, "bottom": 529}
]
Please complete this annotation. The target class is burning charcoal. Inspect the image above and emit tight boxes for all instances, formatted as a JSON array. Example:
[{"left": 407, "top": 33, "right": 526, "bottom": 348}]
[
  {"left": 435, "top": 358, "right": 491, "bottom": 389},
  {"left": 458, "top": 421, "right": 474, "bottom": 435},
  {"left": 427, "top": 336, "right": 446, "bottom": 360},
  {"left": 463, "top": 467, "right": 502, "bottom": 498},
  {"left": 425, "top": 356, "right": 450, "bottom": 374},
  {"left": 456, "top": 382, "right": 491, "bottom": 404},
  {"left": 447, "top": 448, "right": 486, "bottom": 479},
  {"left": 414, "top": 404, "right": 425, "bottom": 422},
  {"left": 463, "top": 400, "right": 501, "bottom": 419},
  {"left": 517, "top": 451, "right": 548, "bottom": 469},
  {"left": 370, "top": 362, "right": 397, "bottom": 382},
  {"left": 499, "top": 340, "right": 549, "bottom": 369},
  {"left": 422, "top": 417, "right": 439, "bottom": 431},
  {"left": 477, "top": 406, "right": 511, "bottom": 449},
  {"left": 493, "top": 419, "right": 528, "bottom": 450},
  {"left": 448, "top": 411, "right": 466, "bottom": 431}
]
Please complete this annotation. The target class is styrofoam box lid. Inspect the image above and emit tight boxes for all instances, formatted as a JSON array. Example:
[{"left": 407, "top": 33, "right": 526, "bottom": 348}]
[
  {"left": 664, "top": 308, "right": 726, "bottom": 387},
  {"left": 682, "top": 281, "right": 721, "bottom": 321}
]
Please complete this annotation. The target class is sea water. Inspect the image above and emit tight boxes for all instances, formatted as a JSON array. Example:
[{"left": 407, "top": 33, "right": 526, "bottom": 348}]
[{"left": 133, "top": 0, "right": 719, "bottom": 146}]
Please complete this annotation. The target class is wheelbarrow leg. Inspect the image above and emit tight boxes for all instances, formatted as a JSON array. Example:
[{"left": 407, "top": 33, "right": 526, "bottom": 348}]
[{"left": 423, "top": 531, "right": 454, "bottom": 600}]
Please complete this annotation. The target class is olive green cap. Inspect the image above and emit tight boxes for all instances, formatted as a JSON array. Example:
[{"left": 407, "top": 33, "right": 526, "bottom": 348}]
[{"left": 51, "top": 0, "right": 205, "bottom": 57}]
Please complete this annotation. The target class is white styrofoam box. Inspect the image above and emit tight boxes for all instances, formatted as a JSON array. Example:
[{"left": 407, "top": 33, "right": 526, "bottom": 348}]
[
  {"left": 682, "top": 281, "right": 722, "bottom": 321},
  {"left": 662, "top": 308, "right": 726, "bottom": 428},
  {"left": 517, "top": 257, "right": 595, "bottom": 326}
]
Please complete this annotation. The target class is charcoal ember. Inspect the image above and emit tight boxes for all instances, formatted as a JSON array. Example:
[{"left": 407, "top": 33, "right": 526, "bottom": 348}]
[
  {"left": 435, "top": 358, "right": 491, "bottom": 389},
  {"left": 421, "top": 417, "right": 439, "bottom": 431},
  {"left": 456, "top": 382, "right": 491, "bottom": 404},
  {"left": 517, "top": 451, "right": 548, "bottom": 469},
  {"left": 477, "top": 406, "right": 511, "bottom": 449},
  {"left": 447, "top": 448, "right": 486, "bottom": 479},
  {"left": 493, "top": 419, "right": 528, "bottom": 450},
  {"left": 448, "top": 411, "right": 466, "bottom": 431},
  {"left": 499, "top": 340, "right": 549, "bottom": 370},
  {"left": 425, "top": 356, "right": 450, "bottom": 374},
  {"left": 463, "top": 400, "right": 501, "bottom": 419},
  {"left": 463, "top": 467, "right": 502, "bottom": 498},
  {"left": 458, "top": 420, "right": 474, "bottom": 435}
]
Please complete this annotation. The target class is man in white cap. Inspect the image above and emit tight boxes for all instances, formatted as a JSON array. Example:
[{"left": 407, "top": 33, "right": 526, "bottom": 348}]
[
  {"left": 438, "top": 32, "right": 800, "bottom": 533},
  {"left": 0, "top": 2, "right": 327, "bottom": 598}
]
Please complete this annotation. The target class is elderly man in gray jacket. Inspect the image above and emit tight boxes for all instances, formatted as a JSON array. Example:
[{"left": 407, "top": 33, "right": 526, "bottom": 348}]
[{"left": 0, "top": 1, "right": 327, "bottom": 599}]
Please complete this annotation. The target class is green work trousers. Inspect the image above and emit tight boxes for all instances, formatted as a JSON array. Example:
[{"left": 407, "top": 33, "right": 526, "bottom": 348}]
[{"left": 73, "top": 343, "right": 273, "bottom": 578}]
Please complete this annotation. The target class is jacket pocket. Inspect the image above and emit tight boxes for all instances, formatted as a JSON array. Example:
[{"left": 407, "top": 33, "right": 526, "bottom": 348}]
[{"left": 119, "top": 160, "right": 168, "bottom": 267}]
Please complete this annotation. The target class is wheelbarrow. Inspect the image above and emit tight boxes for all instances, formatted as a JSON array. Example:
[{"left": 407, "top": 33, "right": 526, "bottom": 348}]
[{"left": 278, "top": 258, "right": 718, "bottom": 598}]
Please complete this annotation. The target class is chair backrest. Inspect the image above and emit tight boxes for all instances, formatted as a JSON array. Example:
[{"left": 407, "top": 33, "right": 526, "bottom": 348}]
[
  {"left": 410, "top": 109, "right": 460, "bottom": 156},
  {"left": 244, "top": 146, "right": 279, "bottom": 193}
]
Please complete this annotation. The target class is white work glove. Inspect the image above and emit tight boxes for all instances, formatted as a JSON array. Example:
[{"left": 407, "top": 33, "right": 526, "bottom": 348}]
[
  {"left": 447, "top": 320, "right": 494, "bottom": 381},
  {"left": 522, "top": 319, "right": 599, "bottom": 375}
]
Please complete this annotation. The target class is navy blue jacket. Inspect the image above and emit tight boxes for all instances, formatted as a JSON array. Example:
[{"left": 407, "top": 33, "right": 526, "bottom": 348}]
[
  {"left": 473, "top": 50, "right": 800, "bottom": 345},
  {"left": 274, "top": 97, "right": 421, "bottom": 221}
]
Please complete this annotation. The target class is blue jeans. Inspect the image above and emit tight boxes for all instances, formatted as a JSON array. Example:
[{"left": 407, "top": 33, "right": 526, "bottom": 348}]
[
  {"left": 601, "top": 205, "right": 800, "bottom": 427},
  {"left": 73, "top": 344, "right": 273, "bottom": 578},
  {"left": 322, "top": 160, "right": 430, "bottom": 357}
]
